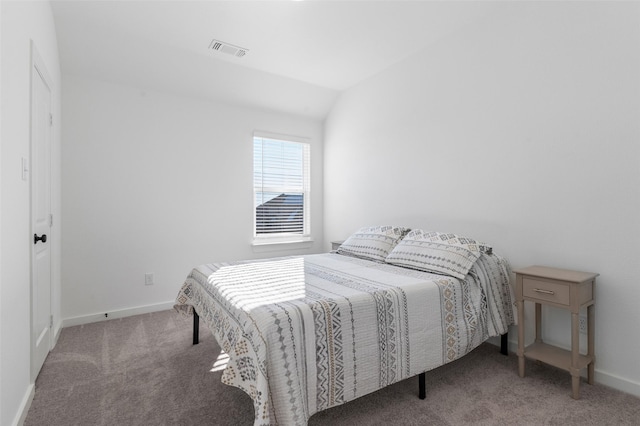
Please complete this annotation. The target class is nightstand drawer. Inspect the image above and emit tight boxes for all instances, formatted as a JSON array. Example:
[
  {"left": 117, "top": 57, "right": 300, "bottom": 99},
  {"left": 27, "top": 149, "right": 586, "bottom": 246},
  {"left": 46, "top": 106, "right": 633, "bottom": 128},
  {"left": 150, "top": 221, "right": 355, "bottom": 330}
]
[{"left": 522, "top": 278, "right": 570, "bottom": 306}]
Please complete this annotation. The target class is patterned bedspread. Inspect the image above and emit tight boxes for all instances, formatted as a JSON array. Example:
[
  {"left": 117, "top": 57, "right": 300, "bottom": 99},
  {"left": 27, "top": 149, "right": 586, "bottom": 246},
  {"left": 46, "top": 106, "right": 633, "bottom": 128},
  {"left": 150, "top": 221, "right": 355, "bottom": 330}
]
[{"left": 174, "top": 252, "right": 514, "bottom": 425}]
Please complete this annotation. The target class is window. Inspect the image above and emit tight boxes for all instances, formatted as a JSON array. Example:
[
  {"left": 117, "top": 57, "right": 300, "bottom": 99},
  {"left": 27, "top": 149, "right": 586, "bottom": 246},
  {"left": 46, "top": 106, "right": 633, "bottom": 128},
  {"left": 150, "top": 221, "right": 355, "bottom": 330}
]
[{"left": 253, "top": 134, "right": 310, "bottom": 244}]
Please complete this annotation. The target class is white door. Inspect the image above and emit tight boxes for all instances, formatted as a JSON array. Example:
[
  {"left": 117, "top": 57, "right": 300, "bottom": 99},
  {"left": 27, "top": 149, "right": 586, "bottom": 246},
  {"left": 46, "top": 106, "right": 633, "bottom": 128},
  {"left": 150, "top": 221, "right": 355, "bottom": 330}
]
[{"left": 31, "top": 45, "right": 52, "bottom": 380}]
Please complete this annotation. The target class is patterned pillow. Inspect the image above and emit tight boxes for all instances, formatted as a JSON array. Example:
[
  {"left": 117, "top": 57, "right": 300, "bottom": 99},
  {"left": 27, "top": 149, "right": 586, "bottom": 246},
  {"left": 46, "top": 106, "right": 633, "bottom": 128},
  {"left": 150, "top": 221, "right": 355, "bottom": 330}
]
[
  {"left": 385, "top": 230, "right": 492, "bottom": 279},
  {"left": 337, "top": 225, "right": 410, "bottom": 262}
]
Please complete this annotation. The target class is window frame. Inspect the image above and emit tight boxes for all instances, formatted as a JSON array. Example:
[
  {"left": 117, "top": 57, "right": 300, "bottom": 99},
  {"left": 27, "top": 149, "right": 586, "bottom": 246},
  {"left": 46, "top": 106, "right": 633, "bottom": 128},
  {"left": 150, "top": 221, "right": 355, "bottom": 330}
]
[{"left": 252, "top": 132, "right": 311, "bottom": 246}]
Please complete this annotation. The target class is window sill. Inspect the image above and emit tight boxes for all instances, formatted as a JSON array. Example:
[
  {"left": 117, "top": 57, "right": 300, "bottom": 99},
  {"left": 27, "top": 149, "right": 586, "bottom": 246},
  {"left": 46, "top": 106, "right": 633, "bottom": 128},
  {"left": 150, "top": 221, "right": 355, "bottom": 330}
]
[{"left": 251, "top": 237, "right": 314, "bottom": 253}]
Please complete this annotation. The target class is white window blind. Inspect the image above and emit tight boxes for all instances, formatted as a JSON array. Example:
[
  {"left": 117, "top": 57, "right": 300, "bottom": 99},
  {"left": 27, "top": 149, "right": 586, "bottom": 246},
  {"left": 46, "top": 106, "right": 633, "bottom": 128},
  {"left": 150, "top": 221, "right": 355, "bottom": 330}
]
[{"left": 253, "top": 134, "right": 310, "bottom": 243}]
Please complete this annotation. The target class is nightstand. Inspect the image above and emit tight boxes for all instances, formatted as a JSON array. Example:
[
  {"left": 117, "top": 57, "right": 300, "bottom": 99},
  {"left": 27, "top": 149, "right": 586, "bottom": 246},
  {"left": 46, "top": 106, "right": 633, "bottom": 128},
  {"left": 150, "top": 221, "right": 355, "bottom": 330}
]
[
  {"left": 514, "top": 265, "right": 598, "bottom": 399},
  {"left": 331, "top": 240, "right": 344, "bottom": 251}
]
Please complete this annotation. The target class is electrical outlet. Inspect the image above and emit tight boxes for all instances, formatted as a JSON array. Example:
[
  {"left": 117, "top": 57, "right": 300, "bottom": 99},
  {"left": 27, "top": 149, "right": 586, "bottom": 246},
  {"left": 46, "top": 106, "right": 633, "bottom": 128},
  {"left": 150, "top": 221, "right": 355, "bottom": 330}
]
[
  {"left": 579, "top": 315, "right": 587, "bottom": 334},
  {"left": 145, "top": 273, "right": 154, "bottom": 286}
]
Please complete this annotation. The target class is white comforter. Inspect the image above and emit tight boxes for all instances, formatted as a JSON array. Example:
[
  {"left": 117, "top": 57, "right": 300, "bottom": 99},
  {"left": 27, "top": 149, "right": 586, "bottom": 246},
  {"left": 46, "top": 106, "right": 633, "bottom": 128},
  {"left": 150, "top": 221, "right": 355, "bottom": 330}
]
[{"left": 175, "top": 252, "right": 514, "bottom": 425}]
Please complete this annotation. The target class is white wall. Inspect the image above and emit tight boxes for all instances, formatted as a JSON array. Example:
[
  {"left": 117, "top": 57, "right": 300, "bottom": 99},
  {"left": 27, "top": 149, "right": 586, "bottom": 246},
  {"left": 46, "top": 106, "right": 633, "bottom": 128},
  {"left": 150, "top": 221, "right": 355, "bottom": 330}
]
[
  {"left": 1, "top": 1, "right": 62, "bottom": 425},
  {"left": 324, "top": 2, "right": 640, "bottom": 396},
  {"left": 61, "top": 75, "right": 324, "bottom": 323}
]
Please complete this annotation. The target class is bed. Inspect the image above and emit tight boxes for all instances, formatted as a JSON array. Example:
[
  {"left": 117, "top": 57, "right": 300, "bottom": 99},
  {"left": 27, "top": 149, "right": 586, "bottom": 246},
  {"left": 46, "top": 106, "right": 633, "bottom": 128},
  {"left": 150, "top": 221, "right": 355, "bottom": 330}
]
[{"left": 174, "top": 227, "right": 515, "bottom": 425}]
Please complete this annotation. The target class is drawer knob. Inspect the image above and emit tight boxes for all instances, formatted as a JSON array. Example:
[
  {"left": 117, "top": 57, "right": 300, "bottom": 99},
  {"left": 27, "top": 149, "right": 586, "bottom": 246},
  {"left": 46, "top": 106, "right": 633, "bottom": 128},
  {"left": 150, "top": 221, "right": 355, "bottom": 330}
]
[{"left": 533, "top": 288, "right": 555, "bottom": 295}]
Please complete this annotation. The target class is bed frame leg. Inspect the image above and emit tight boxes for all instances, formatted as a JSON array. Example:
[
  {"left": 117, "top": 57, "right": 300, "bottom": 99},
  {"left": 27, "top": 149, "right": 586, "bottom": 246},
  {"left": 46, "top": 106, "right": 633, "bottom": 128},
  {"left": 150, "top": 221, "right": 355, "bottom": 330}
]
[
  {"left": 193, "top": 310, "right": 199, "bottom": 345},
  {"left": 417, "top": 332, "right": 508, "bottom": 399},
  {"left": 500, "top": 332, "right": 508, "bottom": 356},
  {"left": 417, "top": 333, "right": 508, "bottom": 398}
]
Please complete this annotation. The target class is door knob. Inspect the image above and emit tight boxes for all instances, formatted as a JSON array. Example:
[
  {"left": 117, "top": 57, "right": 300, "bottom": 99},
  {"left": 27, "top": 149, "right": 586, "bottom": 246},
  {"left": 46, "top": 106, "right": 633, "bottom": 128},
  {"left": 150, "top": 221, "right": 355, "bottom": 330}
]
[{"left": 34, "top": 234, "right": 47, "bottom": 244}]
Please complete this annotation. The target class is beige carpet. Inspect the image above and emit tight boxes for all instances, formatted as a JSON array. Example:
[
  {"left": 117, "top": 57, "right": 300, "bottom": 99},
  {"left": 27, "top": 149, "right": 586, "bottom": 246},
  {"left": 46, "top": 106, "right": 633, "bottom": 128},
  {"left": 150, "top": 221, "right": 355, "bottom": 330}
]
[{"left": 25, "top": 309, "right": 639, "bottom": 425}]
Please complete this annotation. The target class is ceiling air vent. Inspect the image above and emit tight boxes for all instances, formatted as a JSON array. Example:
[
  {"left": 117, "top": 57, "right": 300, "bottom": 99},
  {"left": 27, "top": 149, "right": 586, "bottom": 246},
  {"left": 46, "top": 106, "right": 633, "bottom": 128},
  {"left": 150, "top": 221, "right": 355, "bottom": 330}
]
[{"left": 209, "top": 39, "right": 249, "bottom": 58}]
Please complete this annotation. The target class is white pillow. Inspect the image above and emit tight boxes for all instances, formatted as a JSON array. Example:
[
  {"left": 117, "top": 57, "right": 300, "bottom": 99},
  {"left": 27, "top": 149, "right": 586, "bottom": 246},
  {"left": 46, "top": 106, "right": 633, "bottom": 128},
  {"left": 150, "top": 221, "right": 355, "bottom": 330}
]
[
  {"left": 385, "top": 230, "right": 492, "bottom": 279},
  {"left": 337, "top": 225, "right": 410, "bottom": 262}
]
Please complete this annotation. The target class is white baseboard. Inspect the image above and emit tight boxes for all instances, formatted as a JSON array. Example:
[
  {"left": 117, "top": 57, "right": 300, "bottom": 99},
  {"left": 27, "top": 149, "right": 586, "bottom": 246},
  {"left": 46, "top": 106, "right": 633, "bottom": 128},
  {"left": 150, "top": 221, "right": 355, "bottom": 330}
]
[
  {"left": 62, "top": 301, "right": 175, "bottom": 328},
  {"left": 52, "top": 321, "right": 62, "bottom": 348},
  {"left": 13, "top": 384, "right": 34, "bottom": 426},
  {"left": 594, "top": 368, "right": 640, "bottom": 398}
]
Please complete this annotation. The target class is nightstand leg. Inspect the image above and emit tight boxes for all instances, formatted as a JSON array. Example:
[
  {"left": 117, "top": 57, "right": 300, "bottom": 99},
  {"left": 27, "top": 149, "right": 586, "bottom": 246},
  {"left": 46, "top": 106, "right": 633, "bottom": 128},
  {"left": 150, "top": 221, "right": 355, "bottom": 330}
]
[
  {"left": 518, "top": 355, "right": 525, "bottom": 378},
  {"left": 571, "top": 312, "right": 580, "bottom": 399},
  {"left": 571, "top": 374, "right": 580, "bottom": 400},
  {"left": 517, "top": 299, "right": 525, "bottom": 377},
  {"left": 535, "top": 303, "right": 542, "bottom": 343},
  {"left": 588, "top": 304, "right": 595, "bottom": 385}
]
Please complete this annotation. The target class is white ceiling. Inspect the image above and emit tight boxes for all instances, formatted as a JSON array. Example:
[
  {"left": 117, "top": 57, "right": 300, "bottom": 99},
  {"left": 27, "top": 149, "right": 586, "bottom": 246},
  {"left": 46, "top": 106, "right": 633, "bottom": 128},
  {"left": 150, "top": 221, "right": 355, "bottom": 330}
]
[{"left": 51, "top": 1, "right": 500, "bottom": 119}]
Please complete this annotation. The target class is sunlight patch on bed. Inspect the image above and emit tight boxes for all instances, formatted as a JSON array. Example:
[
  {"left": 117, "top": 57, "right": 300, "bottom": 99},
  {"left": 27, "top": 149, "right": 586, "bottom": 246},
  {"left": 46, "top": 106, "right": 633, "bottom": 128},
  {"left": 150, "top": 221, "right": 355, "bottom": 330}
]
[
  {"left": 207, "top": 257, "right": 307, "bottom": 310},
  {"left": 210, "top": 350, "right": 230, "bottom": 372}
]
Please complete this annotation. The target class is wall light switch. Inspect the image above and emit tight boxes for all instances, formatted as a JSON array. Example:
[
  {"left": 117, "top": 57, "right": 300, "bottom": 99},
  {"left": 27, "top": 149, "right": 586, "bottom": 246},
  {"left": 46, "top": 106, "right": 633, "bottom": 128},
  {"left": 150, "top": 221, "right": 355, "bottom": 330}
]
[{"left": 145, "top": 273, "right": 154, "bottom": 286}]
